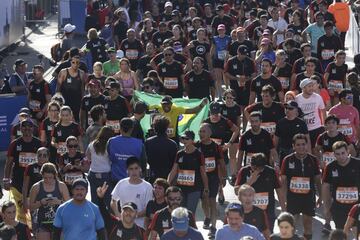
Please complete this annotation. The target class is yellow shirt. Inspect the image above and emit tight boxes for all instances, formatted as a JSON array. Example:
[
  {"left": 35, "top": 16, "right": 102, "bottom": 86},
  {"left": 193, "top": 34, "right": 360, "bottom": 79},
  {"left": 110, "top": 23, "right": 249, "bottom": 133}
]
[{"left": 150, "top": 104, "right": 186, "bottom": 138}]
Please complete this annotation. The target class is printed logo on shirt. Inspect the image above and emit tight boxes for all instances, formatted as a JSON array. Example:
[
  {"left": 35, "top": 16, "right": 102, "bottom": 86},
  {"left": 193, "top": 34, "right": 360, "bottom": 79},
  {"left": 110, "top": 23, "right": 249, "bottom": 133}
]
[
  {"left": 289, "top": 162, "right": 295, "bottom": 169},
  {"left": 246, "top": 139, "right": 252, "bottom": 145},
  {"left": 116, "top": 230, "right": 122, "bottom": 237},
  {"left": 332, "top": 169, "right": 338, "bottom": 177},
  {"left": 16, "top": 145, "right": 22, "bottom": 151},
  {"left": 136, "top": 194, "right": 140, "bottom": 199},
  {"left": 324, "top": 139, "right": 328, "bottom": 146},
  {"left": 178, "top": 157, "right": 183, "bottom": 163}
]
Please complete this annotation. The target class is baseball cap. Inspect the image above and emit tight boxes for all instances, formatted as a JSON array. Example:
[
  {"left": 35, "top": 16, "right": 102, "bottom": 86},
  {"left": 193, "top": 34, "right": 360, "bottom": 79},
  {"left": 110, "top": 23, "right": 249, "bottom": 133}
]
[
  {"left": 180, "top": 130, "right": 195, "bottom": 140},
  {"left": 238, "top": 45, "right": 248, "bottom": 55},
  {"left": 107, "top": 81, "right": 120, "bottom": 89},
  {"left": 284, "top": 100, "right": 299, "bottom": 109},
  {"left": 122, "top": 202, "right": 138, "bottom": 211},
  {"left": 226, "top": 202, "right": 244, "bottom": 215},
  {"left": 19, "top": 107, "right": 30, "bottom": 115},
  {"left": 260, "top": 38, "right": 271, "bottom": 45},
  {"left": 88, "top": 79, "right": 101, "bottom": 87},
  {"left": 107, "top": 47, "right": 116, "bottom": 53},
  {"left": 20, "top": 118, "right": 33, "bottom": 127},
  {"left": 217, "top": 24, "right": 226, "bottom": 31},
  {"left": 299, "top": 78, "right": 314, "bottom": 89},
  {"left": 216, "top": 5, "right": 224, "bottom": 11},
  {"left": 64, "top": 23, "right": 76, "bottom": 33},
  {"left": 161, "top": 95, "right": 173, "bottom": 104},
  {"left": 14, "top": 59, "right": 26, "bottom": 68},
  {"left": 72, "top": 178, "right": 88, "bottom": 189},
  {"left": 209, "top": 101, "right": 221, "bottom": 115},
  {"left": 172, "top": 215, "right": 189, "bottom": 231},
  {"left": 165, "top": 1, "right": 173, "bottom": 8},
  {"left": 286, "top": 28, "right": 295, "bottom": 34},
  {"left": 172, "top": 10, "right": 180, "bottom": 16}
]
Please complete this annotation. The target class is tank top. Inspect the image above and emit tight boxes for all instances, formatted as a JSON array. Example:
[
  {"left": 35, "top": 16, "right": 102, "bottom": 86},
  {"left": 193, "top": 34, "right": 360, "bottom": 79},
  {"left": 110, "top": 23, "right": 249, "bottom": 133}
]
[
  {"left": 60, "top": 69, "right": 82, "bottom": 117},
  {"left": 119, "top": 73, "right": 135, "bottom": 97},
  {"left": 36, "top": 180, "right": 62, "bottom": 225},
  {"left": 213, "top": 35, "right": 231, "bottom": 61}
]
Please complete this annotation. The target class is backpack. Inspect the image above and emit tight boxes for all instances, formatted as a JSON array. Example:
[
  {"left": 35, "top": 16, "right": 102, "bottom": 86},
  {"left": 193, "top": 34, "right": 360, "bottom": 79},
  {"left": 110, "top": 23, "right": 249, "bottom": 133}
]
[{"left": 51, "top": 42, "right": 63, "bottom": 62}]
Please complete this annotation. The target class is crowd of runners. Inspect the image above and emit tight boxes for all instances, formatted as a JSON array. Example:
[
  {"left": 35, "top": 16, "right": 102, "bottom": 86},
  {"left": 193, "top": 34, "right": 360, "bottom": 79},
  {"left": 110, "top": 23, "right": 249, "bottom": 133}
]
[{"left": 1, "top": 0, "right": 360, "bottom": 239}]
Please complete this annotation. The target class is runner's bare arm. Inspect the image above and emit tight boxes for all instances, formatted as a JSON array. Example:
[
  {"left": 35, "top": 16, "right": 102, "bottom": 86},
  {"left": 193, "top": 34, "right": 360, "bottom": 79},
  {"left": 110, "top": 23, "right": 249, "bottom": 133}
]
[
  {"left": 343, "top": 216, "right": 355, "bottom": 237},
  {"left": 167, "top": 163, "right": 179, "bottom": 185},
  {"left": 56, "top": 69, "right": 66, "bottom": 93},
  {"left": 321, "top": 182, "right": 331, "bottom": 218}
]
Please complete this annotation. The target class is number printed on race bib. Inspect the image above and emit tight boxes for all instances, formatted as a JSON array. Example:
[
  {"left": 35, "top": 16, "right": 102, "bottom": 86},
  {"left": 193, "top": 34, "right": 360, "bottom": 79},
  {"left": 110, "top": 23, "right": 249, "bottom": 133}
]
[
  {"left": 19, "top": 152, "right": 37, "bottom": 167},
  {"left": 106, "top": 120, "right": 120, "bottom": 133},
  {"left": 328, "top": 80, "right": 343, "bottom": 92},
  {"left": 338, "top": 124, "right": 353, "bottom": 136},
  {"left": 57, "top": 142, "right": 67, "bottom": 155},
  {"left": 177, "top": 170, "right": 195, "bottom": 186},
  {"left": 289, "top": 177, "right": 310, "bottom": 194},
  {"left": 322, "top": 152, "right": 336, "bottom": 165},
  {"left": 260, "top": 122, "right": 276, "bottom": 135},
  {"left": 321, "top": 49, "right": 335, "bottom": 60},
  {"left": 125, "top": 49, "right": 139, "bottom": 59},
  {"left": 163, "top": 77, "right": 178, "bottom": 89},
  {"left": 253, "top": 192, "right": 269, "bottom": 210},
  {"left": 278, "top": 77, "right": 289, "bottom": 89},
  {"left": 64, "top": 172, "right": 83, "bottom": 184},
  {"left": 211, "top": 138, "right": 222, "bottom": 145},
  {"left": 205, "top": 157, "right": 216, "bottom": 172},
  {"left": 217, "top": 50, "right": 227, "bottom": 60},
  {"left": 29, "top": 100, "right": 41, "bottom": 112},
  {"left": 336, "top": 187, "right": 358, "bottom": 204}
]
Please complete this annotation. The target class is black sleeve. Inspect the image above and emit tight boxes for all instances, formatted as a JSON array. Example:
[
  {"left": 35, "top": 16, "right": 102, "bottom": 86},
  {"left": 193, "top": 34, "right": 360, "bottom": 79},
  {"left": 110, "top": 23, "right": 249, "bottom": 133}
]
[
  {"left": 96, "top": 228, "right": 108, "bottom": 240},
  {"left": 52, "top": 226, "right": 62, "bottom": 240},
  {"left": 98, "top": 196, "right": 115, "bottom": 232}
]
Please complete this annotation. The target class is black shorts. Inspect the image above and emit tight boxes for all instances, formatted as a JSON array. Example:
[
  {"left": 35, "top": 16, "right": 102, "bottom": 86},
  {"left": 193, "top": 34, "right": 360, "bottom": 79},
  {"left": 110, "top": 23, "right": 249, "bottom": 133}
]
[
  {"left": 213, "top": 59, "right": 225, "bottom": 69},
  {"left": 309, "top": 127, "right": 325, "bottom": 148},
  {"left": 331, "top": 204, "right": 352, "bottom": 229},
  {"left": 202, "top": 174, "right": 219, "bottom": 198},
  {"left": 287, "top": 196, "right": 315, "bottom": 216}
]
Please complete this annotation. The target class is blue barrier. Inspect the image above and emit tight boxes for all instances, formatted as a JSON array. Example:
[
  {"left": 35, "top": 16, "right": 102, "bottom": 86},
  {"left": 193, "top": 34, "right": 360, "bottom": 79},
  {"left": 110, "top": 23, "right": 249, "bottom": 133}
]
[{"left": 0, "top": 95, "right": 28, "bottom": 151}]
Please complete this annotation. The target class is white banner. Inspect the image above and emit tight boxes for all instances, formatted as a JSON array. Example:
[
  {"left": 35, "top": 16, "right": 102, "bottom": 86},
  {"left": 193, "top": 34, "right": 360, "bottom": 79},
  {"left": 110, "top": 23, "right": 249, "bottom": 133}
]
[{"left": 345, "top": 7, "right": 360, "bottom": 57}]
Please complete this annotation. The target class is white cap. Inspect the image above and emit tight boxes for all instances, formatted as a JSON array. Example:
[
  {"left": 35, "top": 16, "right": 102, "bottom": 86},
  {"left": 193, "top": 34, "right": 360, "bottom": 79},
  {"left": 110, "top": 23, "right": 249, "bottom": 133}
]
[
  {"left": 116, "top": 50, "right": 124, "bottom": 59},
  {"left": 64, "top": 23, "right": 76, "bottom": 33},
  {"left": 299, "top": 78, "right": 314, "bottom": 89},
  {"left": 165, "top": 1, "right": 173, "bottom": 8}
]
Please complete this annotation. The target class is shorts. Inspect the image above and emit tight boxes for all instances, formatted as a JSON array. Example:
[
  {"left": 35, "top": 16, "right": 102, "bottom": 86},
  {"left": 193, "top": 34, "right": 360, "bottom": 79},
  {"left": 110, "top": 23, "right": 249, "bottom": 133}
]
[
  {"left": 286, "top": 196, "right": 315, "bottom": 216},
  {"left": 331, "top": 204, "right": 352, "bottom": 229},
  {"left": 309, "top": 127, "right": 325, "bottom": 148},
  {"left": 213, "top": 59, "right": 225, "bottom": 69},
  {"left": 202, "top": 174, "right": 219, "bottom": 198}
]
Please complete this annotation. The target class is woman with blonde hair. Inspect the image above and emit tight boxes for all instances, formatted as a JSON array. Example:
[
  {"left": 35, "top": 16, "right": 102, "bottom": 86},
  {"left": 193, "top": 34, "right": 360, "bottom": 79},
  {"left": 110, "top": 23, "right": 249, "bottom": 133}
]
[{"left": 84, "top": 28, "right": 109, "bottom": 64}]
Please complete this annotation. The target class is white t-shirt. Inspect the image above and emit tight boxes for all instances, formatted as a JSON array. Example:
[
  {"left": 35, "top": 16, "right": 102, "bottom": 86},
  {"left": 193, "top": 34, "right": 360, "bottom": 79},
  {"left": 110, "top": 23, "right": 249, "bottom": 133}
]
[
  {"left": 268, "top": 18, "right": 288, "bottom": 45},
  {"left": 295, "top": 93, "right": 325, "bottom": 131},
  {"left": 111, "top": 177, "right": 153, "bottom": 228}
]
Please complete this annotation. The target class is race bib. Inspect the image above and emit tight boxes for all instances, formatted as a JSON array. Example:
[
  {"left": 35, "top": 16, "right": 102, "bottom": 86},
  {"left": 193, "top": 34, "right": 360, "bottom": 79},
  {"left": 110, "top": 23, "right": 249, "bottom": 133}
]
[
  {"left": 163, "top": 77, "right": 178, "bottom": 89},
  {"left": 211, "top": 138, "right": 222, "bottom": 146},
  {"left": 261, "top": 122, "right": 276, "bottom": 135},
  {"left": 87, "top": 111, "right": 94, "bottom": 126},
  {"left": 106, "top": 120, "right": 120, "bottom": 133},
  {"left": 322, "top": 152, "right": 336, "bottom": 165},
  {"left": 217, "top": 50, "right": 227, "bottom": 60},
  {"left": 125, "top": 49, "right": 139, "bottom": 59},
  {"left": 29, "top": 100, "right": 41, "bottom": 112},
  {"left": 289, "top": 177, "right": 310, "bottom": 194},
  {"left": 336, "top": 187, "right": 358, "bottom": 204},
  {"left": 321, "top": 49, "right": 335, "bottom": 60},
  {"left": 328, "top": 80, "right": 343, "bottom": 92},
  {"left": 64, "top": 172, "right": 83, "bottom": 184},
  {"left": 245, "top": 153, "right": 255, "bottom": 165},
  {"left": 177, "top": 170, "right": 195, "bottom": 186},
  {"left": 166, "top": 128, "right": 174, "bottom": 137},
  {"left": 278, "top": 77, "right": 289, "bottom": 89},
  {"left": 205, "top": 157, "right": 216, "bottom": 172},
  {"left": 338, "top": 124, "right": 353, "bottom": 136},
  {"left": 57, "top": 142, "right": 67, "bottom": 155},
  {"left": 19, "top": 152, "right": 37, "bottom": 167},
  {"left": 253, "top": 192, "right": 269, "bottom": 210}
]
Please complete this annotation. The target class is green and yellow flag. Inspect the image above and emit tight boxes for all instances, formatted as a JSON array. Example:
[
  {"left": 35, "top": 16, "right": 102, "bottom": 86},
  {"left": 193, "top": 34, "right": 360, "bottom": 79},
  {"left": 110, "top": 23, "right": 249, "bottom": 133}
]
[{"left": 133, "top": 91, "right": 209, "bottom": 140}]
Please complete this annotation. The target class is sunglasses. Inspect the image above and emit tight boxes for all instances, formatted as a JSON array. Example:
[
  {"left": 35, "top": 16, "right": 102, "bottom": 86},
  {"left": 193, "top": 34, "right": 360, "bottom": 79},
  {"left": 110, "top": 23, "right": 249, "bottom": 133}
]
[
  {"left": 71, "top": 61, "right": 80, "bottom": 65},
  {"left": 168, "top": 197, "right": 182, "bottom": 201},
  {"left": 67, "top": 144, "right": 78, "bottom": 148}
]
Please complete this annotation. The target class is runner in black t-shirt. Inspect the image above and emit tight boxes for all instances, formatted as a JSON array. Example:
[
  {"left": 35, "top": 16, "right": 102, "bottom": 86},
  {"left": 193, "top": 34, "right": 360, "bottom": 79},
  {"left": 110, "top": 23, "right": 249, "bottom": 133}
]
[
  {"left": 148, "top": 186, "right": 197, "bottom": 239},
  {"left": 151, "top": 22, "right": 173, "bottom": 50},
  {"left": 186, "top": 28, "right": 211, "bottom": 69},
  {"left": 228, "top": 28, "right": 254, "bottom": 58},
  {"left": 235, "top": 153, "right": 284, "bottom": 232},
  {"left": 272, "top": 50, "right": 293, "bottom": 92},
  {"left": 274, "top": 100, "right": 309, "bottom": 161},
  {"left": 195, "top": 123, "right": 226, "bottom": 235},
  {"left": 136, "top": 42, "right": 156, "bottom": 81},
  {"left": 11, "top": 108, "right": 39, "bottom": 141},
  {"left": 184, "top": 57, "right": 215, "bottom": 101},
  {"left": 104, "top": 81, "right": 131, "bottom": 134},
  {"left": 80, "top": 79, "right": 106, "bottom": 130},
  {"left": 291, "top": 57, "right": 323, "bottom": 93},
  {"left": 239, "top": 111, "right": 278, "bottom": 168},
  {"left": 85, "top": 34, "right": 108, "bottom": 64},
  {"left": 245, "top": 85, "right": 285, "bottom": 136},
  {"left": 280, "top": 134, "right": 321, "bottom": 240},
  {"left": 250, "top": 59, "right": 283, "bottom": 104},
  {"left": 237, "top": 184, "right": 271, "bottom": 238},
  {"left": 157, "top": 47, "right": 185, "bottom": 98},
  {"left": 324, "top": 50, "right": 348, "bottom": 105},
  {"left": 145, "top": 178, "right": 168, "bottom": 229},
  {"left": 211, "top": 6, "right": 234, "bottom": 35},
  {"left": 322, "top": 141, "right": 360, "bottom": 231},
  {"left": 120, "top": 29, "right": 144, "bottom": 71}
]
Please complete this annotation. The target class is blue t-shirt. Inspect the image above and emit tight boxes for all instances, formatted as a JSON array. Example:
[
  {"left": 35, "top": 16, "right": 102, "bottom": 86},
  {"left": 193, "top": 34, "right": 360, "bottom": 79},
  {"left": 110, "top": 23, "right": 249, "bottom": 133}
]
[
  {"left": 53, "top": 200, "right": 104, "bottom": 240},
  {"left": 215, "top": 224, "right": 265, "bottom": 240},
  {"left": 304, "top": 23, "right": 325, "bottom": 53},
  {"left": 161, "top": 227, "right": 204, "bottom": 240},
  {"left": 107, "top": 135, "right": 143, "bottom": 181},
  {"left": 213, "top": 35, "right": 231, "bottom": 60}
]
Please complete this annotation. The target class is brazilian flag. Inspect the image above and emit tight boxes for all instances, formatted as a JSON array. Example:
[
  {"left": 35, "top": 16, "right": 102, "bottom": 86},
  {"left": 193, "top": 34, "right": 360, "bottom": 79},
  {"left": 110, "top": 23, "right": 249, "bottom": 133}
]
[{"left": 133, "top": 91, "right": 209, "bottom": 140}]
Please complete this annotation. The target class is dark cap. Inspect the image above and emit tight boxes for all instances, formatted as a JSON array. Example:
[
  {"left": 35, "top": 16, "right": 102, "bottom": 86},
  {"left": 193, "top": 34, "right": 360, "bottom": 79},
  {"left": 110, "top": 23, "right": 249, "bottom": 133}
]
[
  {"left": 238, "top": 45, "right": 248, "bottom": 55},
  {"left": 286, "top": 28, "right": 295, "bottom": 33},
  {"left": 226, "top": 202, "right": 244, "bottom": 215},
  {"left": 20, "top": 118, "right": 33, "bottom": 127},
  {"left": 72, "top": 178, "right": 88, "bottom": 189},
  {"left": 209, "top": 101, "right": 221, "bottom": 115},
  {"left": 134, "top": 101, "right": 147, "bottom": 114},
  {"left": 284, "top": 100, "right": 299, "bottom": 109},
  {"left": 180, "top": 130, "right": 195, "bottom": 140},
  {"left": 19, "top": 107, "right": 30, "bottom": 115},
  {"left": 250, "top": 153, "right": 267, "bottom": 167},
  {"left": 107, "top": 81, "right": 120, "bottom": 89},
  {"left": 107, "top": 47, "right": 116, "bottom": 53},
  {"left": 216, "top": 5, "right": 224, "bottom": 11},
  {"left": 14, "top": 59, "right": 26, "bottom": 68},
  {"left": 172, "top": 10, "right": 180, "bottom": 16},
  {"left": 161, "top": 95, "right": 173, "bottom": 104},
  {"left": 122, "top": 202, "right": 138, "bottom": 211}
]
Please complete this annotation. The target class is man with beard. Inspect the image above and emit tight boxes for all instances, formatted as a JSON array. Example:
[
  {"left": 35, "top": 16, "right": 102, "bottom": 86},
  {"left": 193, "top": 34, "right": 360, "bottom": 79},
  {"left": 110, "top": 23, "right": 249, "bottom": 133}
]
[
  {"left": 148, "top": 186, "right": 197, "bottom": 239},
  {"left": 53, "top": 179, "right": 106, "bottom": 240}
]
